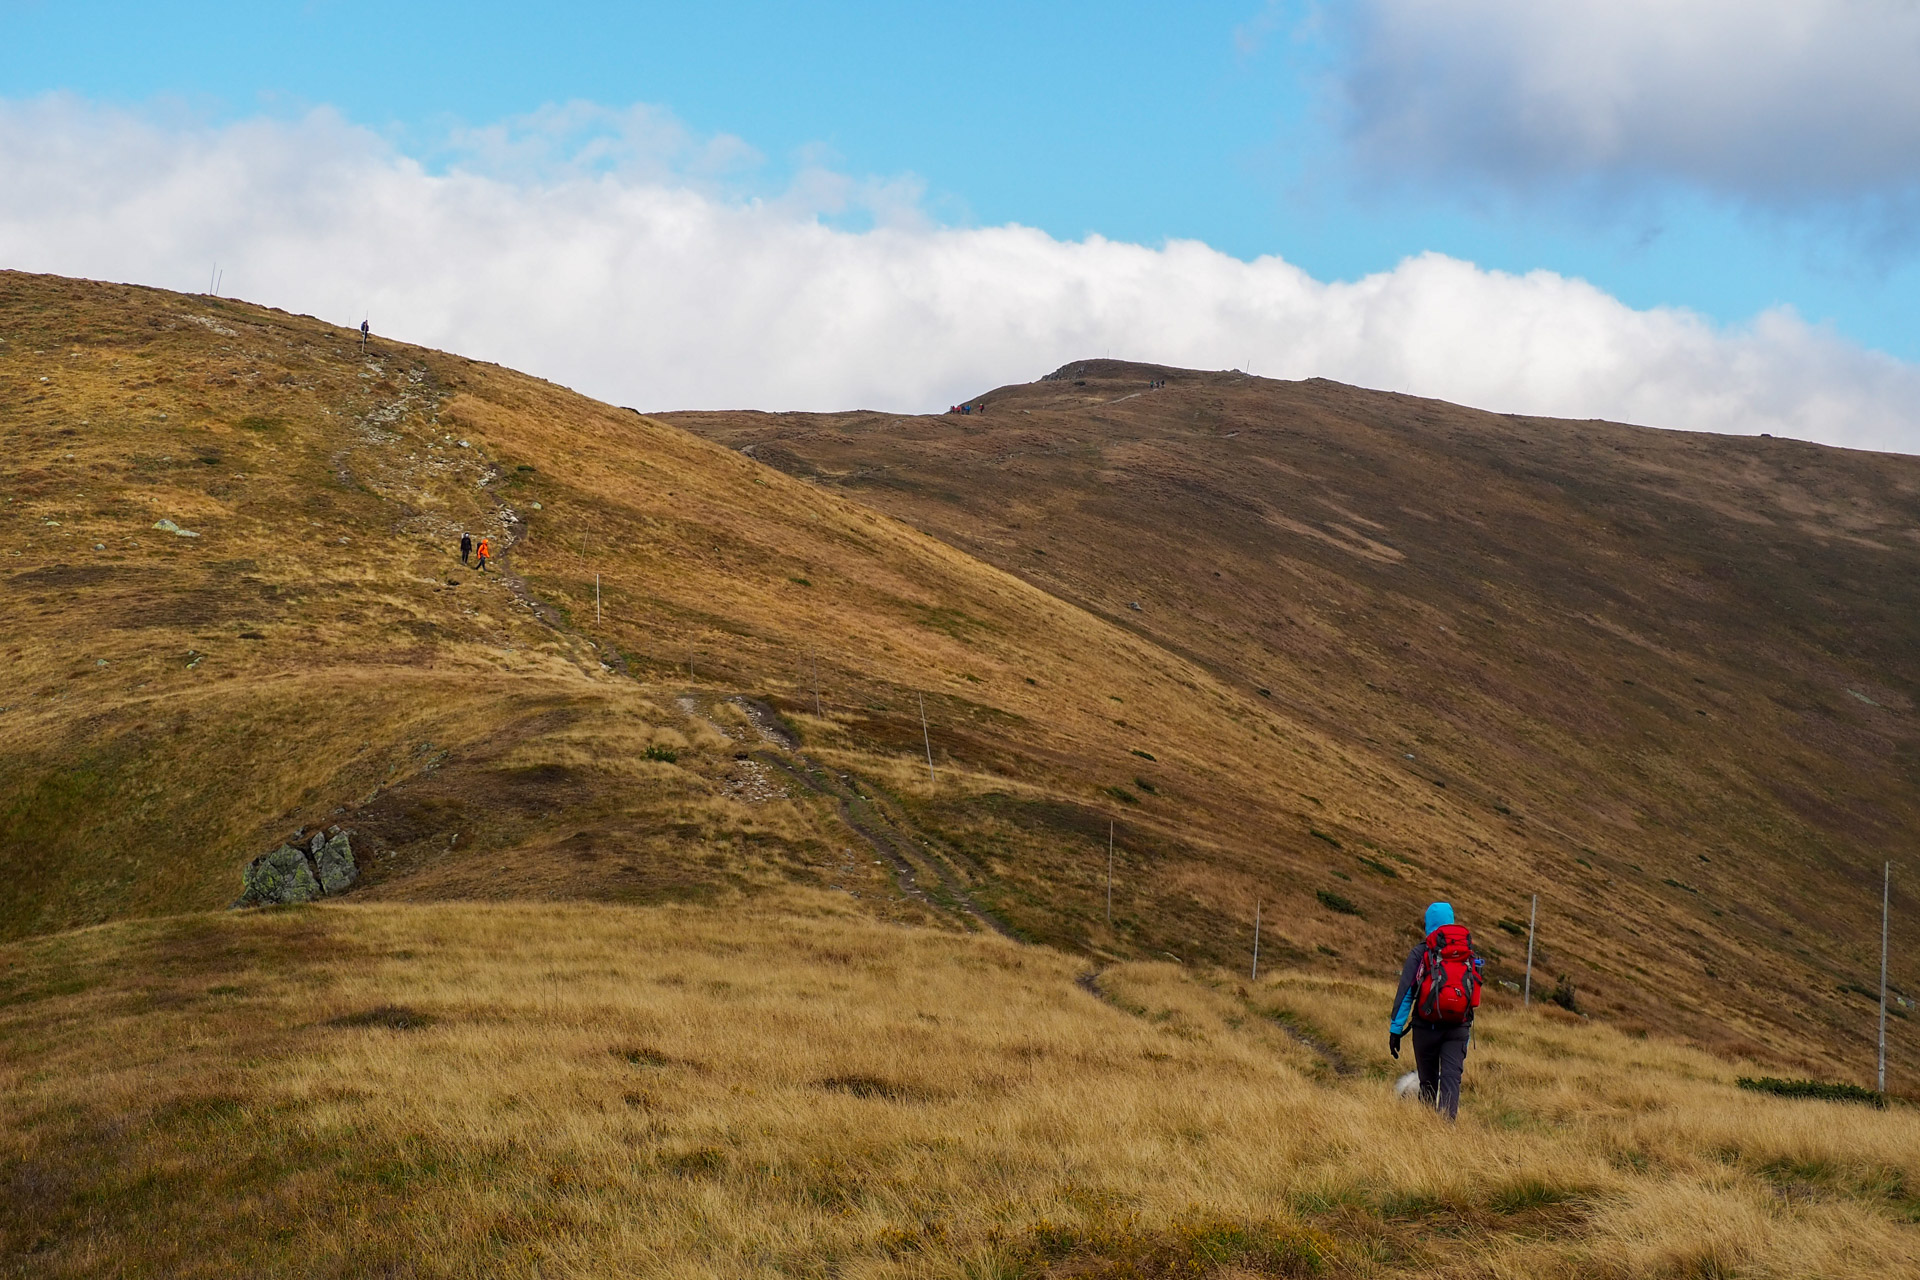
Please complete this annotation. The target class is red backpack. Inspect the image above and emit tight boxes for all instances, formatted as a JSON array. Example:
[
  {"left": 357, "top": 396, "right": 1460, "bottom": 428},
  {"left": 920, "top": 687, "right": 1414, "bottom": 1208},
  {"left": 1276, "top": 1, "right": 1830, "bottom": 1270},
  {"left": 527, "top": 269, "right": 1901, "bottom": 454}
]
[{"left": 1414, "top": 924, "right": 1481, "bottom": 1024}]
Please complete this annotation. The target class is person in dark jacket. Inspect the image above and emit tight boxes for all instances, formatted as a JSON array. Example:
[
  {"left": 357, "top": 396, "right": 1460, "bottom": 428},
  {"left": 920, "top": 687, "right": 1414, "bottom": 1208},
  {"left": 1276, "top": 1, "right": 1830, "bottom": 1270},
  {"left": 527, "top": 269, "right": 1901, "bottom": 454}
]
[
  {"left": 1388, "top": 901, "right": 1480, "bottom": 1120},
  {"left": 460, "top": 532, "right": 473, "bottom": 565}
]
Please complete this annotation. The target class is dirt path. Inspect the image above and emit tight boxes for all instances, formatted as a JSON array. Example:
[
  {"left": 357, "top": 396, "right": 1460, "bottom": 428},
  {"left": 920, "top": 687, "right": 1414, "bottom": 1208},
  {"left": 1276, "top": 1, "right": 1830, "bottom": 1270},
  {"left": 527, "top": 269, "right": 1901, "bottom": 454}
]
[
  {"left": 1263, "top": 1011, "right": 1357, "bottom": 1078},
  {"left": 725, "top": 695, "right": 1015, "bottom": 937},
  {"left": 372, "top": 405, "right": 1010, "bottom": 935}
]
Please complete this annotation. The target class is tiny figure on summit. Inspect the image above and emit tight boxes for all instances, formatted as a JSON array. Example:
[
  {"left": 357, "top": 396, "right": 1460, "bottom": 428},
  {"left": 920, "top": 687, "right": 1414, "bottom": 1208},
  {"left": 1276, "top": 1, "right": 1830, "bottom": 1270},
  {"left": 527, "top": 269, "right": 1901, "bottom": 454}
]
[
  {"left": 460, "top": 532, "right": 473, "bottom": 565},
  {"left": 1388, "top": 901, "right": 1483, "bottom": 1121},
  {"left": 475, "top": 536, "right": 490, "bottom": 573}
]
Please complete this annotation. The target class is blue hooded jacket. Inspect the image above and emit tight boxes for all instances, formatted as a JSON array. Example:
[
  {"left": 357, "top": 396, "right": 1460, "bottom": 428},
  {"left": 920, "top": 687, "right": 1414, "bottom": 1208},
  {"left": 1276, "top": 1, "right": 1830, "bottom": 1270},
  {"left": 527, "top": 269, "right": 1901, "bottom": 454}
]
[{"left": 1389, "top": 902, "right": 1475, "bottom": 1033}]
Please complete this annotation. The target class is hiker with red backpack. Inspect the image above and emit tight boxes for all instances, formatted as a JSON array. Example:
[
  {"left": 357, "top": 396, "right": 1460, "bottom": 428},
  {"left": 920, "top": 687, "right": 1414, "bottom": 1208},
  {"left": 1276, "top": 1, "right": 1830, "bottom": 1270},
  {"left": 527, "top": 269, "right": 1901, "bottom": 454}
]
[{"left": 1388, "top": 902, "right": 1483, "bottom": 1120}]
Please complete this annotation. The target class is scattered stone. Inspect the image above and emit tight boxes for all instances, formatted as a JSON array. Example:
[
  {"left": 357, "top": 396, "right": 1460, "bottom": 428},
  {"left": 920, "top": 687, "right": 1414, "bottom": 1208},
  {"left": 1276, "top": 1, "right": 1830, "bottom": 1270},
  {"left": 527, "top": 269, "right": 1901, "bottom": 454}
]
[
  {"left": 234, "top": 829, "right": 358, "bottom": 907},
  {"left": 152, "top": 518, "right": 200, "bottom": 538}
]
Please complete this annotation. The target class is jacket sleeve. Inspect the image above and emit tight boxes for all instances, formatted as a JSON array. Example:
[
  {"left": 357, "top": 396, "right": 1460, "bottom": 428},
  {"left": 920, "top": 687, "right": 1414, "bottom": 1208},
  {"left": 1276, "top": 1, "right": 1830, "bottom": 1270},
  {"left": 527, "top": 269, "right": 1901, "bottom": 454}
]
[{"left": 1389, "top": 943, "right": 1424, "bottom": 1033}]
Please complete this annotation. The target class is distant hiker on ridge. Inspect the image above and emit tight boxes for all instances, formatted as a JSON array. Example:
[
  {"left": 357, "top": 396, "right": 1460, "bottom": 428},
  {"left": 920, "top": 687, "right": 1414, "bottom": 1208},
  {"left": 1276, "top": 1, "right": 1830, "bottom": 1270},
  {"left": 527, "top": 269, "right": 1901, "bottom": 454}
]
[
  {"left": 1388, "top": 901, "right": 1483, "bottom": 1121},
  {"left": 475, "top": 535, "right": 490, "bottom": 573},
  {"left": 460, "top": 532, "right": 473, "bottom": 565}
]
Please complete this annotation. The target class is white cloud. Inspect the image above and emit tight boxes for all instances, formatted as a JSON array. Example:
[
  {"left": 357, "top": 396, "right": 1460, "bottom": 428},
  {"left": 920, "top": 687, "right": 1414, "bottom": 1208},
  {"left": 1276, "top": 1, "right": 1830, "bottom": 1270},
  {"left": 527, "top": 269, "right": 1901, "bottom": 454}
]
[
  {"left": 2, "top": 96, "right": 1918, "bottom": 451},
  {"left": 1335, "top": 0, "right": 1920, "bottom": 207}
]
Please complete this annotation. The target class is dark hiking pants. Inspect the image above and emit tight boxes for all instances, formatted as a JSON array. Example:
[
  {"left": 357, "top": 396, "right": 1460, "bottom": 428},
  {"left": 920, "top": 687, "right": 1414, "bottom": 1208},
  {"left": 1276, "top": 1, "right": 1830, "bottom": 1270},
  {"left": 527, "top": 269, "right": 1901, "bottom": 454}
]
[{"left": 1411, "top": 1021, "right": 1472, "bottom": 1120}]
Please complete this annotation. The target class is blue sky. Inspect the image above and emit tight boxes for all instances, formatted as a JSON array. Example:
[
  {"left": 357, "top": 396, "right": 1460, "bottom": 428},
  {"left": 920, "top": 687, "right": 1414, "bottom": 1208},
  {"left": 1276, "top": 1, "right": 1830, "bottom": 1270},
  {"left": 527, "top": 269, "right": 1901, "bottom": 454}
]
[
  {"left": 4, "top": 1, "right": 1919, "bottom": 445},
  {"left": 8, "top": 0, "right": 1915, "bottom": 356}
]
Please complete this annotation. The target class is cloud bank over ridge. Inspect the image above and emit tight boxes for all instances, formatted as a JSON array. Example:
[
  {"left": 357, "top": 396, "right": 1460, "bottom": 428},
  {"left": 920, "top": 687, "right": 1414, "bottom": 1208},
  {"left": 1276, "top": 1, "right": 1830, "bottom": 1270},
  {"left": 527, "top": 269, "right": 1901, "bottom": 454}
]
[{"left": 3, "top": 96, "right": 1918, "bottom": 452}]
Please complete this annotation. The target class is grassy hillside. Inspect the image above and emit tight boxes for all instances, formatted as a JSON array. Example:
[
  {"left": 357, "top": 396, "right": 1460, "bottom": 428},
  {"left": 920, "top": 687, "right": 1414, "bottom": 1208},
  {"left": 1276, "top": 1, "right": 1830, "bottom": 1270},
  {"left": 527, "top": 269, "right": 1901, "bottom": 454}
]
[
  {"left": 3, "top": 898, "right": 1917, "bottom": 1278},
  {"left": 6, "top": 272, "right": 1920, "bottom": 1278},
  {"left": 0, "top": 271, "right": 1911, "bottom": 1098},
  {"left": 665, "top": 360, "right": 1920, "bottom": 1089}
]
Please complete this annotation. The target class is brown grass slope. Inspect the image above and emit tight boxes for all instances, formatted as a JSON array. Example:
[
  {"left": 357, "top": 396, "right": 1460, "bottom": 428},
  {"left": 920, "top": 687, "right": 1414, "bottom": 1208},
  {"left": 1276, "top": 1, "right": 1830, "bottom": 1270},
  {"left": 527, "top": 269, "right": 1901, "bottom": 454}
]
[
  {"left": 0, "top": 274, "right": 1527, "bottom": 971},
  {"left": 1, "top": 272, "right": 1911, "bottom": 1093},
  {"left": 665, "top": 359, "right": 1920, "bottom": 1089}
]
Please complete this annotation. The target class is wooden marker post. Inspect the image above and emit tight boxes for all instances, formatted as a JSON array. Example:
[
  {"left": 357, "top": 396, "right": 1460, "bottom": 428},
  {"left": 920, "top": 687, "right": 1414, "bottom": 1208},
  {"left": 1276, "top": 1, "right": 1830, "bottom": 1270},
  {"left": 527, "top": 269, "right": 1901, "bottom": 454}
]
[
  {"left": 1106, "top": 820, "right": 1115, "bottom": 927},
  {"left": 919, "top": 694, "right": 935, "bottom": 782},
  {"left": 1524, "top": 893, "right": 1538, "bottom": 1008}
]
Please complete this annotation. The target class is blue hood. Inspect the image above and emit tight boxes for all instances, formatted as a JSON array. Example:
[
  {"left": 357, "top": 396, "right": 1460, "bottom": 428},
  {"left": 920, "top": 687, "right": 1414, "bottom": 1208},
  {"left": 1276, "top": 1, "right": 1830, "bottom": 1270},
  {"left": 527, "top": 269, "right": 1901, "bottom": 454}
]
[{"left": 1424, "top": 902, "right": 1455, "bottom": 932}]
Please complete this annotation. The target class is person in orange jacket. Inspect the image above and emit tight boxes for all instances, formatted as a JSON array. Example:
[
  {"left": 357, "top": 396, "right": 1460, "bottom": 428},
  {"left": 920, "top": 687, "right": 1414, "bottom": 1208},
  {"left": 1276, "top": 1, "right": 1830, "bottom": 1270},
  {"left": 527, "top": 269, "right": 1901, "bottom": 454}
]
[{"left": 475, "top": 536, "right": 490, "bottom": 572}]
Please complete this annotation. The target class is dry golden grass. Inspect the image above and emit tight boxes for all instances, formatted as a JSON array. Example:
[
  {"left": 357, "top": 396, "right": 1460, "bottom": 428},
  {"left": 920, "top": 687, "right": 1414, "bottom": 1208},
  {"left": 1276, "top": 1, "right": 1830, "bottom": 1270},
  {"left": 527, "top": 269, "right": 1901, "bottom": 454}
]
[
  {"left": 2, "top": 269, "right": 1910, "bottom": 1102},
  {"left": 3, "top": 899, "right": 1916, "bottom": 1278}
]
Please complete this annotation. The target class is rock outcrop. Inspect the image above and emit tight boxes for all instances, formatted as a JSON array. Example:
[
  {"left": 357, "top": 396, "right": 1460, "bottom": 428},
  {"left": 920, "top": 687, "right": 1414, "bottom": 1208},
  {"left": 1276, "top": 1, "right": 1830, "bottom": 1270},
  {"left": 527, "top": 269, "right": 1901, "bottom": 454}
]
[{"left": 235, "top": 827, "right": 358, "bottom": 906}]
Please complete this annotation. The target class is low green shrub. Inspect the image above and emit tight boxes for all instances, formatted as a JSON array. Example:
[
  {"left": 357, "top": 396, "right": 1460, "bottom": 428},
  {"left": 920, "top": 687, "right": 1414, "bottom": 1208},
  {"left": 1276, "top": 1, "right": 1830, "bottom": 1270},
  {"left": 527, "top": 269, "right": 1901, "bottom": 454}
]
[
  {"left": 1737, "top": 1076, "right": 1887, "bottom": 1107},
  {"left": 1316, "top": 890, "right": 1361, "bottom": 917}
]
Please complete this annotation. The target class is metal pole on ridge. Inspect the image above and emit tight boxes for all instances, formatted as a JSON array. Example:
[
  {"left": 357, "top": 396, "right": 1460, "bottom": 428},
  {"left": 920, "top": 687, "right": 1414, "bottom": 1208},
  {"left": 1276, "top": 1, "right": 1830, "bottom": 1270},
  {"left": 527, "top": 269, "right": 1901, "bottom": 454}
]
[
  {"left": 1524, "top": 893, "right": 1538, "bottom": 1008},
  {"left": 1251, "top": 900, "right": 1261, "bottom": 982},
  {"left": 1106, "top": 821, "right": 1114, "bottom": 927},
  {"left": 1881, "top": 862, "right": 1892, "bottom": 1093}
]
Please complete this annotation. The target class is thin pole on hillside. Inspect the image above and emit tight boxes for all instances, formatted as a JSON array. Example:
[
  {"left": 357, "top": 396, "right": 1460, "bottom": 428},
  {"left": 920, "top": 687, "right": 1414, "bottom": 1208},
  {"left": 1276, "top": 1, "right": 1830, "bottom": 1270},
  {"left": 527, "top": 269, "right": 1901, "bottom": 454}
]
[
  {"left": 812, "top": 649, "right": 822, "bottom": 718},
  {"left": 215, "top": 269, "right": 223, "bottom": 298},
  {"left": 1251, "top": 900, "right": 1261, "bottom": 982},
  {"left": 1524, "top": 893, "right": 1539, "bottom": 1008},
  {"left": 1106, "top": 821, "right": 1115, "bottom": 927},
  {"left": 919, "top": 694, "right": 935, "bottom": 783},
  {"left": 209, "top": 264, "right": 216, "bottom": 295},
  {"left": 1881, "top": 862, "right": 1892, "bottom": 1094},
  {"left": 595, "top": 573, "right": 601, "bottom": 625}
]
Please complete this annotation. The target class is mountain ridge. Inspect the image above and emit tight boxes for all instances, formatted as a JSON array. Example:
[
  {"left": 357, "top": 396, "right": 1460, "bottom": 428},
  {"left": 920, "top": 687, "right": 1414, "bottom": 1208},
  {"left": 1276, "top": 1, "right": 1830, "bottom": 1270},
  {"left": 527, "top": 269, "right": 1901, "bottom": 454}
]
[{"left": 1, "top": 269, "right": 1913, "bottom": 1093}]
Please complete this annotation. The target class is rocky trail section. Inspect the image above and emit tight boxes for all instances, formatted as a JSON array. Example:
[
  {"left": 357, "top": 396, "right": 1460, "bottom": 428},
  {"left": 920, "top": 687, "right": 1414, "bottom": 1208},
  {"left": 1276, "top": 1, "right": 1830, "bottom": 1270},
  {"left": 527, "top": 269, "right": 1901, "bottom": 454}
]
[
  {"left": 707, "top": 693, "right": 1014, "bottom": 936},
  {"left": 327, "top": 346, "right": 607, "bottom": 675}
]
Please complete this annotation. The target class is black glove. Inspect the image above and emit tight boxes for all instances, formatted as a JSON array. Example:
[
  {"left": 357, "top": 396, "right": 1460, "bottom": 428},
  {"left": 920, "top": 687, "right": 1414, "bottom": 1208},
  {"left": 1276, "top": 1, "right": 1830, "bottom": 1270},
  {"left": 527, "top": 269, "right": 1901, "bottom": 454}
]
[{"left": 1389, "top": 1032, "right": 1402, "bottom": 1059}]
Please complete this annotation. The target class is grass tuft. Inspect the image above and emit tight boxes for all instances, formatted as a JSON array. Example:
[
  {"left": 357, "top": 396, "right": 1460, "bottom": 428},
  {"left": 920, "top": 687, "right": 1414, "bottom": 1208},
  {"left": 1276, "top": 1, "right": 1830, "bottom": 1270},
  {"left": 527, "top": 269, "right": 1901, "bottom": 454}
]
[
  {"left": 1488, "top": 1177, "right": 1580, "bottom": 1214},
  {"left": 817, "top": 1074, "right": 917, "bottom": 1101},
  {"left": 329, "top": 1004, "right": 435, "bottom": 1030}
]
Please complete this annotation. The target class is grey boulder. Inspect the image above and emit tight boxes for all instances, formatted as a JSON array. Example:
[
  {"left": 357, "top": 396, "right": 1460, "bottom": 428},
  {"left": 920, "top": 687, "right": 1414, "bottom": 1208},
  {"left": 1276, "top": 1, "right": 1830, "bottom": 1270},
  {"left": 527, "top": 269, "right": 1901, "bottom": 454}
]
[{"left": 235, "top": 828, "right": 357, "bottom": 907}]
